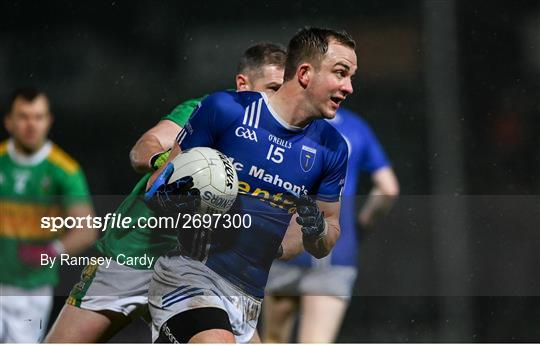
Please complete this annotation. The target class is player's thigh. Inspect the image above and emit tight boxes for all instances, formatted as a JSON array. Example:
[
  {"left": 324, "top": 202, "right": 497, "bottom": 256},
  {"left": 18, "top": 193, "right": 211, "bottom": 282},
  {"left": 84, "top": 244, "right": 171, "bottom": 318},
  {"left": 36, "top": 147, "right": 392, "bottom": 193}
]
[
  {"left": 45, "top": 303, "right": 131, "bottom": 343},
  {"left": 156, "top": 307, "right": 234, "bottom": 343},
  {"left": 150, "top": 255, "right": 262, "bottom": 343},
  {"left": 296, "top": 265, "right": 357, "bottom": 342},
  {"left": 68, "top": 261, "right": 152, "bottom": 318},
  {"left": 47, "top": 261, "right": 152, "bottom": 342},
  {"left": 298, "top": 295, "right": 348, "bottom": 343},
  {"left": 262, "top": 295, "right": 298, "bottom": 343},
  {"left": 249, "top": 329, "right": 261, "bottom": 343}
]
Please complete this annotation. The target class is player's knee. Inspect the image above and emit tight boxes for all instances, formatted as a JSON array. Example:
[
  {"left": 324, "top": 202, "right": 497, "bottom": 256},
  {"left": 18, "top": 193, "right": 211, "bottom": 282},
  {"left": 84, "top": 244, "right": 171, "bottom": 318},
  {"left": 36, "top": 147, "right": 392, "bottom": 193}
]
[
  {"left": 272, "top": 296, "right": 296, "bottom": 315},
  {"left": 44, "top": 305, "right": 127, "bottom": 343},
  {"left": 189, "top": 329, "right": 235, "bottom": 343},
  {"left": 263, "top": 330, "right": 284, "bottom": 344},
  {"left": 156, "top": 307, "right": 234, "bottom": 343}
]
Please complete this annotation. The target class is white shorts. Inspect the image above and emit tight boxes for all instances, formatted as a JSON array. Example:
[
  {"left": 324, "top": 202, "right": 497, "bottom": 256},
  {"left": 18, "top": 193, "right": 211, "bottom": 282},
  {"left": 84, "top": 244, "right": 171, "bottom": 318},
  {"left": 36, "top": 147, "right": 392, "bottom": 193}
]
[
  {"left": 148, "top": 255, "right": 262, "bottom": 343},
  {"left": 265, "top": 261, "right": 358, "bottom": 300},
  {"left": 67, "top": 260, "right": 152, "bottom": 320},
  {"left": 0, "top": 284, "right": 53, "bottom": 343}
]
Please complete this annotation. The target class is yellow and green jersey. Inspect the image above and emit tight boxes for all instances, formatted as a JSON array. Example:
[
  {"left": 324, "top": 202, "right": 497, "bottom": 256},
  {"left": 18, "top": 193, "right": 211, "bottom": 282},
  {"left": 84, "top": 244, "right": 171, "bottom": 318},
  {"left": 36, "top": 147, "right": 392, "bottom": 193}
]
[
  {"left": 0, "top": 139, "right": 91, "bottom": 288},
  {"left": 96, "top": 97, "right": 202, "bottom": 268}
]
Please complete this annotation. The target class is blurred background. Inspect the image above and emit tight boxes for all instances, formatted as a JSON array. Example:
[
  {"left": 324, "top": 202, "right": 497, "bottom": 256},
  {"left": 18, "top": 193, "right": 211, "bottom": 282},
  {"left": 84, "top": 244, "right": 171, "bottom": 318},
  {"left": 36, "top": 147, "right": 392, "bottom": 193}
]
[{"left": 1, "top": 0, "right": 540, "bottom": 342}]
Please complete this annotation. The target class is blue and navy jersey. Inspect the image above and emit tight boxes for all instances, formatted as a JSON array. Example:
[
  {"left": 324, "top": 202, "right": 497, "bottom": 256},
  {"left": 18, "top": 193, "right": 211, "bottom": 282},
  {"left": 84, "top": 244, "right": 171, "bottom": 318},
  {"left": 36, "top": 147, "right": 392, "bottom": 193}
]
[
  {"left": 176, "top": 90, "right": 348, "bottom": 297},
  {"left": 286, "top": 108, "right": 390, "bottom": 268}
]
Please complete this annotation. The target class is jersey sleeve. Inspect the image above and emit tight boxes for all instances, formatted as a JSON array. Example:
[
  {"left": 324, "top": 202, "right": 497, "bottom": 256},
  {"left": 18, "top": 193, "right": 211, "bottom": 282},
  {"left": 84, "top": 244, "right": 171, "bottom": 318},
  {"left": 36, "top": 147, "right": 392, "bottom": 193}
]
[
  {"left": 316, "top": 140, "right": 349, "bottom": 202},
  {"left": 59, "top": 168, "right": 92, "bottom": 207},
  {"left": 359, "top": 122, "right": 390, "bottom": 173},
  {"left": 161, "top": 96, "right": 205, "bottom": 127},
  {"left": 175, "top": 91, "right": 239, "bottom": 150}
]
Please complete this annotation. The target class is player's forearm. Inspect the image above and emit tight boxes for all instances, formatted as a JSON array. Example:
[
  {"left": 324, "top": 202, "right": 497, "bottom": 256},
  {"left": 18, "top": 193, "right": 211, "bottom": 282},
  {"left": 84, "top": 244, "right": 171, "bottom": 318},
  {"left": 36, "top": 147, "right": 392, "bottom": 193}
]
[
  {"left": 280, "top": 237, "right": 304, "bottom": 260},
  {"left": 60, "top": 204, "right": 98, "bottom": 255},
  {"left": 130, "top": 134, "right": 166, "bottom": 173},
  {"left": 358, "top": 187, "right": 398, "bottom": 229},
  {"left": 359, "top": 167, "right": 399, "bottom": 229},
  {"left": 60, "top": 227, "right": 98, "bottom": 255},
  {"left": 146, "top": 143, "right": 182, "bottom": 189},
  {"left": 278, "top": 215, "right": 304, "bottom": 260},
  {"left": 302, "top": 220, "right": 340, "bottom": 259},
  {"left": 131, "top": 120, "right": 182, "bottom": 173}
]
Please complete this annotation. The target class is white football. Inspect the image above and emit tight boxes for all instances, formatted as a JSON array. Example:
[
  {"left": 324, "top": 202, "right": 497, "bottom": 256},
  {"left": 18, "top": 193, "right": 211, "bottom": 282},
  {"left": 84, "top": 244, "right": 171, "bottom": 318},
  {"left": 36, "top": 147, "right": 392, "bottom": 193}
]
[{"left": 169, "top": 147, "right": 238, "bottom": 214}]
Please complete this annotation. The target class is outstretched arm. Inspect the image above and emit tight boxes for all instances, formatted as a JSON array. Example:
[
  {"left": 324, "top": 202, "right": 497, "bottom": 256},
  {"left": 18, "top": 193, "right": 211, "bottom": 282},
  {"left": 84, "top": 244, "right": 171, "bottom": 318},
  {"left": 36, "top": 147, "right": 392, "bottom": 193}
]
[
  {"left": 358, "top": 167, "right": 399, "bottom": 230},
  {"left": 130, "top": 120, "right": 181, "bottom": 173}
]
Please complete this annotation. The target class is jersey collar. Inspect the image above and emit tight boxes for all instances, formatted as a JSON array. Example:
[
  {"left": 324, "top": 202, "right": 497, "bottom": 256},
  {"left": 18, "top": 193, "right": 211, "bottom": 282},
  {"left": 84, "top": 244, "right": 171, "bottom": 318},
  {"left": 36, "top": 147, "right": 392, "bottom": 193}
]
[
  {"left": 8, "top": 138, "right": 52, "bottom": 166},
  {"left": 260, "top": 92, "right": 307, "bottom": 132}
]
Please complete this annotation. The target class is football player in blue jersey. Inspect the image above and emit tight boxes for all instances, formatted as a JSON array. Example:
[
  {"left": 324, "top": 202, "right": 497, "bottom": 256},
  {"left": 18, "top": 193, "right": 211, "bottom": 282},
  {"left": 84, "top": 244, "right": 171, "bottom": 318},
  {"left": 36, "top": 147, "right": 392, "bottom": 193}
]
[
  {"left": 264, "top": 109, "right": 400, "bottom": 343},
  {"left": 44, "top": 43, "right": 287, "bottom": 343},
  {"left": 145, "top": 27, "right": 357, "bottom": 343}
]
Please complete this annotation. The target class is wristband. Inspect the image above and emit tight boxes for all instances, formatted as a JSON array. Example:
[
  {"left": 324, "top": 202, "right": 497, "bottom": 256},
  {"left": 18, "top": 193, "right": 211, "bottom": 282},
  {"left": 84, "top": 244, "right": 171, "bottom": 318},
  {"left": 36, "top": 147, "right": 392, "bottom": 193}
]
[{"left": 150, "top": 149, "right": 172, "bottom": 170}]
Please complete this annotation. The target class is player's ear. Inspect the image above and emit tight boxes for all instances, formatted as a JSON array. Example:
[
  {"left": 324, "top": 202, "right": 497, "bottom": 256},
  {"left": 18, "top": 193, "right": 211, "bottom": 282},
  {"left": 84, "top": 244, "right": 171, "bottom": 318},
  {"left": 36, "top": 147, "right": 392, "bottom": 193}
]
[
  {"left": 4, "top": 113, "right": 12, "bottom": 133},
  {"left": 297, "top": 63, "right": 311, "bottom": 88},
  {"left": 236, "top": 74, "right": 250, "bottom": 91},
  {"left": 46, "top": 113, "right": 54, "bottom": 130}
]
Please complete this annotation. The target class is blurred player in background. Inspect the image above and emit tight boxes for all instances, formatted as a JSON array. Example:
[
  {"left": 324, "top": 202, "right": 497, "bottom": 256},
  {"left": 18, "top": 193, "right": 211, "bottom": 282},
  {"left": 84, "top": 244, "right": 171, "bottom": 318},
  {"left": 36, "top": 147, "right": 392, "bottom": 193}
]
[
  {"left": 145, "top": 27, "right": 354, "bottom": 343},
  {"left": 0, "top": 88, "right": 96, "bottom": 343},
  {"left": 263, "top": 109, "right": 399, "bottom": 343},
  {"left": 45, "top": 43, "right": 286, "bottom": 343}
]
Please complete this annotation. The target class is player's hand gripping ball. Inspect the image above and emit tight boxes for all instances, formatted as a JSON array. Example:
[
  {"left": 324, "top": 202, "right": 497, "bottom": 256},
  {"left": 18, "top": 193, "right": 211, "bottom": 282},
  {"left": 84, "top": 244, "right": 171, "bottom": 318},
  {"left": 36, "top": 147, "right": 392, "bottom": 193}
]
[
  {"left": 145, "top": 147, "right": 238, "bottom": 215},
  {"left": 144, "top": 163, "right": 201, "bottom": 216},
  {"left": 295, "top": 195, "right": 327, "bottom": 239}
]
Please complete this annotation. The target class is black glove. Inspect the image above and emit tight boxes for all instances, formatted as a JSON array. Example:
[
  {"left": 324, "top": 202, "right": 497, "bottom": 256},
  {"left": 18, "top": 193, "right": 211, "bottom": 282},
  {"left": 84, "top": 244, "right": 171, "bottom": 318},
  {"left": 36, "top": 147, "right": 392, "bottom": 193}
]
[
  {"left": 144, "top": 163, "right": 201, "bottom": 215},
  {"left": 295, "top": 195, "right": 327, "bottom": 239}
]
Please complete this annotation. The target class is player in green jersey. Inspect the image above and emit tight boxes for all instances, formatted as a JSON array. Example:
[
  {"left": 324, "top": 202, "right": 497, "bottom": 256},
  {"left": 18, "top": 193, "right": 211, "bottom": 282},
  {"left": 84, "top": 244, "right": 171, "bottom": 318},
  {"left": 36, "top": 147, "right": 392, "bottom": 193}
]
[
  {"left": 0, "top": 88, "right": 96, "bottom": 343},
  {"left": 45, "top": 43, "right": 287, "bottom": 343}
]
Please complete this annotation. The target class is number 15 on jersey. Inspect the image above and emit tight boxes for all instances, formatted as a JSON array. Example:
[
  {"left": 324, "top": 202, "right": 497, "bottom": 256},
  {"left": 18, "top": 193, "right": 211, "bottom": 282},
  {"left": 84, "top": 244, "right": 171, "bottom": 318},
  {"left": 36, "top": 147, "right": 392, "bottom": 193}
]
[{"left": 266, "top": 144, "right": 284, "bottom": 164}]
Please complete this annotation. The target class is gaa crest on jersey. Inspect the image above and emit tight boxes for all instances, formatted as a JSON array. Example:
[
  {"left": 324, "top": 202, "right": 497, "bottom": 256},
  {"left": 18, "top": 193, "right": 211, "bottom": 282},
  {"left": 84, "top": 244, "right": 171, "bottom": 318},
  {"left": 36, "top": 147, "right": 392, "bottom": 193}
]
[
  {"left": 300, "top": 145, "right": 317, "bottom": 172},
  {"left": 235, "top": 126, "right": 258, "bottom": 142}
]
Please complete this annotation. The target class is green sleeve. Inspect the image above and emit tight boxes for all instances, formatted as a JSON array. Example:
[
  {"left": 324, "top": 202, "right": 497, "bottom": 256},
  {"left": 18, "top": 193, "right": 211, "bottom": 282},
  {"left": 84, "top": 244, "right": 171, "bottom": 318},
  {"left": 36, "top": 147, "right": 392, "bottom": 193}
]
[
  {"left": 60, "top": 168, "right": 92, "bottom": 206},
  {"left": 161, "top": 96, "right": 206, "bottom": 127}
]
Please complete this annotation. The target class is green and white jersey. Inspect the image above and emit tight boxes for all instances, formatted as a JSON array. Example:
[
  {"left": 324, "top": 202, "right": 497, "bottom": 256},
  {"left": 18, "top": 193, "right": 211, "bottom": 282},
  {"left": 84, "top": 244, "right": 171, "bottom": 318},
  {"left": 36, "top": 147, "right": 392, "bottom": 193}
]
[
  {"left": 96, "top": 96, "right": 203, "bottom": 269},
  {"left": 161, "top": 98, "right": 201, "bottom": 125},
  {"left": 0, "top": 139, "right": 91, "bottom": 288}
]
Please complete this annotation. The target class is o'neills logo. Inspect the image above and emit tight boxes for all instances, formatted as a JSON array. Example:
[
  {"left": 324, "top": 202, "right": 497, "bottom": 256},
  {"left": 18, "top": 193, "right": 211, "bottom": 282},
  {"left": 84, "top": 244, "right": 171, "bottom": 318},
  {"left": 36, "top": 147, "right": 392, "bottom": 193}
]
[{"left": 217, "top": 151, "right": 236, "bottom": 189}]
